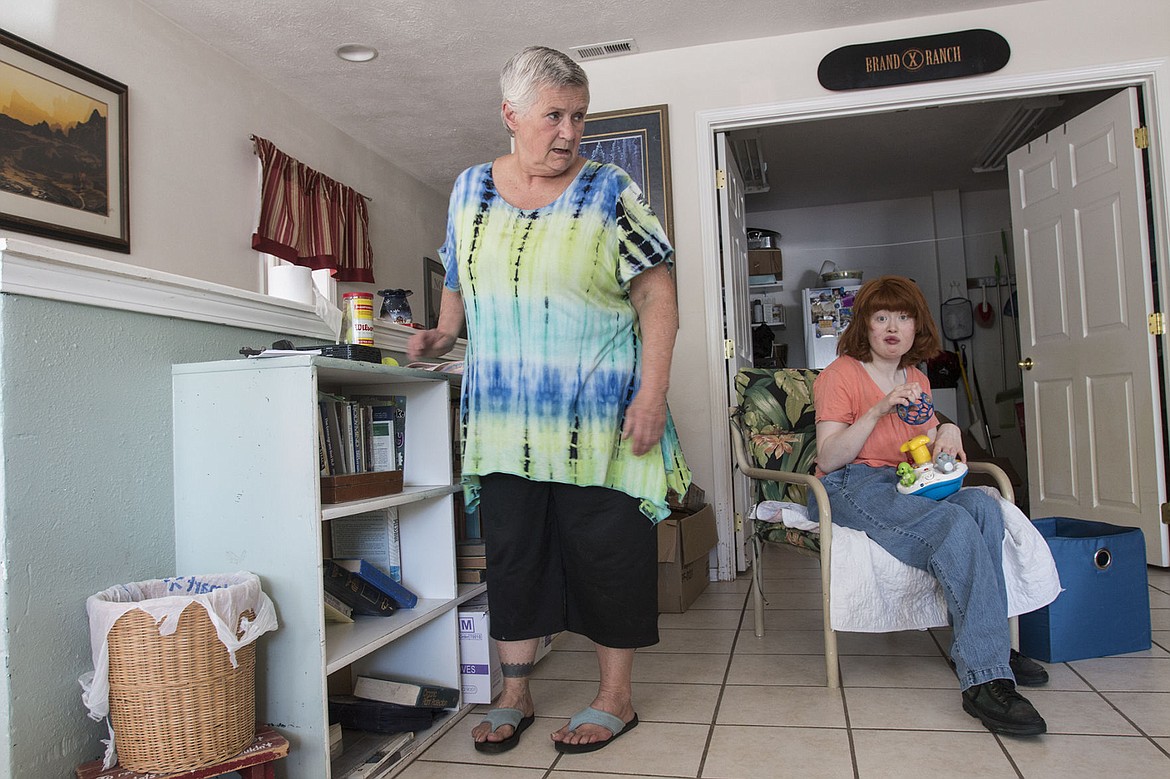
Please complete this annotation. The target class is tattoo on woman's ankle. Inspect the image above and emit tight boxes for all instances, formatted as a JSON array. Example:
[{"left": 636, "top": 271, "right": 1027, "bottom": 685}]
[{"left": 501, "top": 662, "right": 534, "bottom": 678}]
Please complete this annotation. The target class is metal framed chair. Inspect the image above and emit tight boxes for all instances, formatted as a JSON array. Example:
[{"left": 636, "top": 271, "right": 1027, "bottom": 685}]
[{"left": 729, "top": 367, "right": 1016, "bottom": 688}]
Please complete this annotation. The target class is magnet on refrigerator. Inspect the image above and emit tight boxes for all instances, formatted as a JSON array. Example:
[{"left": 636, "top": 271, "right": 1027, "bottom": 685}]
[{"left": 802, "top": 284, "right": 862, "bottom": 369}]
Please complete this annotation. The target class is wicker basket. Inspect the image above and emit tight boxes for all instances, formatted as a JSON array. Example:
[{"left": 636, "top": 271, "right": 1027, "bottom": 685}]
[{"left": 107, "top": 603, "right": 256, "bottom": 773}]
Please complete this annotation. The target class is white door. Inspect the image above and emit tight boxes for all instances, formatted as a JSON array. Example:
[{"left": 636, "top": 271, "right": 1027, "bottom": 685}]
[
  {"left": 717, "top": 132, "right": 753, "bottom": 575},
  {"left": 1007, "top": 87, "right": 1168, "bottom": 566}
]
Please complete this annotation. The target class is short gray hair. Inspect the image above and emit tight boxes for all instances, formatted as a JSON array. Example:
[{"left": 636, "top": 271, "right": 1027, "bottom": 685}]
[{"left": 500, "top": 46, "right": 589, "bottom": 129}]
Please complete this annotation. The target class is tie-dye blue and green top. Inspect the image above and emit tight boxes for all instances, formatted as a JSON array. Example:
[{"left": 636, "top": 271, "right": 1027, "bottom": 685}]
[{"left": 440, "top": 159, "right": 691, "bottom": 522}]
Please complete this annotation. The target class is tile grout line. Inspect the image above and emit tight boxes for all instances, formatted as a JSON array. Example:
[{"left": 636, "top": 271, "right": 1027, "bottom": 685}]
[
  {"left": 691, "top": 584, "right": 752, "bottom": 779},
  {"left": 1068, "top": 661, "right": 1170, "bottom": 761}
]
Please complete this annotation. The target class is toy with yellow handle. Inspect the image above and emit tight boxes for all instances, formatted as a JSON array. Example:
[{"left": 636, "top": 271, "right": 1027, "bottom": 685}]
[{"left": 895, "top": 434, "right": 968, "bottom": 499}]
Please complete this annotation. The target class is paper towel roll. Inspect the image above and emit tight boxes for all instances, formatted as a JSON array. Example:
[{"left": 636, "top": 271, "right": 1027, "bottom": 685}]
[
  {"left": 312, "top": 268, "right": 337, "bottom": 306},
  {"left": 268, "top": 264, "right": 314, "bottom": 305}
]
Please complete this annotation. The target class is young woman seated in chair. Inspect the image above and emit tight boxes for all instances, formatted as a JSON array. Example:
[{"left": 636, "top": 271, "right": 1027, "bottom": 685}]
[{"left": 811, "top": 275, "right": 1048, "bottom": 736}]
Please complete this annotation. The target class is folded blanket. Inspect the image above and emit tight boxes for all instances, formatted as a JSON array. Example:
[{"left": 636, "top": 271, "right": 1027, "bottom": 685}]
[{"left": 753, "top": 487, "right": 1062, "bottom": 632}]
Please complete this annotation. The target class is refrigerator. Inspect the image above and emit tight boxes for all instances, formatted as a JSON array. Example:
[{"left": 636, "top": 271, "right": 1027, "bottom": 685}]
[{"left": 802, "top": 284, "right": 862, "bottom": 369}]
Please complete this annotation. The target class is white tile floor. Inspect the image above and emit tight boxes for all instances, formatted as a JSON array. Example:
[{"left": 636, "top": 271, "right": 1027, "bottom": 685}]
[{"left": 399, "top": 545, "right": 1170, "bottom": 778}]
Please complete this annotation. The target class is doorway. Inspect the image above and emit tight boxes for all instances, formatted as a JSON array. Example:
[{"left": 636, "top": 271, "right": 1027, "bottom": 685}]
[
  {"left": 700, "top": 66, "right": 1170, "bottom": 577},
  {"left": 730, "top": 90, "right": 1118, "bottom": 492}
]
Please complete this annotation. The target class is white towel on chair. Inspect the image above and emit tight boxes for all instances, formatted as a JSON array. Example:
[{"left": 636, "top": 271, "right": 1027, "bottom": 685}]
[{"left": 755, "top": 487, "right": 1062, "bottom": 632}]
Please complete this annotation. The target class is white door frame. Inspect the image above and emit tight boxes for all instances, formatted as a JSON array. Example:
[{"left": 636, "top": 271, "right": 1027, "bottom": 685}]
[{"left": 697, "top": 60, "right": 1170, "bottom": 579}]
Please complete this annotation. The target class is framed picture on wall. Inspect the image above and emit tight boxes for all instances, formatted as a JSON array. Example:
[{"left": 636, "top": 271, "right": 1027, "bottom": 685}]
[
  {"left": 579, "top": 104, "right": 673, "bottom": 244},
  {"left": 423, "top": 256, "right": 466, "bottom": 339},
  {"left": 423, "top": 257, "right": 444, "bottom": 329},
  {"left": 0, "top": 29, "right": 130, "bottom": 253}
]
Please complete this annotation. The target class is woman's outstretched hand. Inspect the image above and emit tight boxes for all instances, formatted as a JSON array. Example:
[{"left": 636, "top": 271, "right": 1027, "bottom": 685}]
[
  {"left": 876, "top": 381, "right": 924, "bottom": 418},
  {"left": 932, "top": 422, "right": 967, "bottom": 463},
  {"left": 407, "top": 328, "right": 456, "bottom": 360}
]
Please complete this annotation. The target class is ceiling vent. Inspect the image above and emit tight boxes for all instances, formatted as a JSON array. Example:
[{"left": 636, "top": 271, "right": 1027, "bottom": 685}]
[
  {"left": 571, "top": 39, "right": 639, "bottom": 61},
  {"left": 731, "top": 135, "right": 770, "bottom": 194},
  {"left": 972, "top": 96, "right": 1064, "bottom": 173}
]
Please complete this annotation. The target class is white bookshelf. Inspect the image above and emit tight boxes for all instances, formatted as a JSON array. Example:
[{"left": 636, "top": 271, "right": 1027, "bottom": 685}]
[{"left": 173, "top": 355, "right": 482, "bottom": 778}]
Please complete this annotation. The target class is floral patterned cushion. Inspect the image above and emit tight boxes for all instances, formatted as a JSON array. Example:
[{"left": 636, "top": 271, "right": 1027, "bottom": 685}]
[{"left": 733, "top": 368, "right": 821, "bottom": 553}]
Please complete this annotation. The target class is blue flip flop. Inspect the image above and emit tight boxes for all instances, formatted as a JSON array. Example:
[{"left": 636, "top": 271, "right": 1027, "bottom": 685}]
[
  {"left": 554, "top": 706, "right": 639, "bottom": 754},
  {"left": 473, "top": 707, "right": 535, "bottom": 754}
]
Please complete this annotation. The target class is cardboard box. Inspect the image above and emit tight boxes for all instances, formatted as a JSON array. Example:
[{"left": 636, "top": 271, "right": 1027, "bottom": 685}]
[
  {"left": 667, "top": 482, "right": 707, "bottom": 512},
  {"left": 747, "top": 249, "right": 782, "bottom": 277},
  {"left": 458, "top": 606, "right": 502, "bottom": 704},
  {"left": 533, "top": 632, "right": 560, "bottom": 664},
  {"left": 657, "top": 504, "right": 718, "bottom": 613}
]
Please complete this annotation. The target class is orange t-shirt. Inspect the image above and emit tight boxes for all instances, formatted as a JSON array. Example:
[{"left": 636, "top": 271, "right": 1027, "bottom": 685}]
[{"left": 813, "top": 356, "right": 936, "bottom": 476}]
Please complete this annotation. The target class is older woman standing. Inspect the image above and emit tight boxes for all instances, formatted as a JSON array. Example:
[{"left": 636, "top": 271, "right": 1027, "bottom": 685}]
[{"left": 408, "top": 46, "right": 688, "bottom": 754}]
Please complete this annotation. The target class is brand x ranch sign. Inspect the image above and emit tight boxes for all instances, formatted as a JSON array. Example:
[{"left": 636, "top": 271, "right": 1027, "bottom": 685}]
[{"left": 818, "top": 29, "right": 1010, "bottom": 91}]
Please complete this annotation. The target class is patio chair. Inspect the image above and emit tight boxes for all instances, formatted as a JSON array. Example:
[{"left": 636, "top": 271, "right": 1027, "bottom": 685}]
[{"left": 729, "top": 367, "right": 1033, "bottom": 689}]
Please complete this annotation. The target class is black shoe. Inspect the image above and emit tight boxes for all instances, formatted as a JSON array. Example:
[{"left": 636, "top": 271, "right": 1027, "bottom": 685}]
[
  {"left": 1010, "top": 649, "right": 1049, "bottom": 686},
  {"left": 962, "top": 679, "right": 1047, "bottom": 736}
]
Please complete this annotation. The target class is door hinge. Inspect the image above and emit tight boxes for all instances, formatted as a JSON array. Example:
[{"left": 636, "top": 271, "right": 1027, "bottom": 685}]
[
  {"left": 1135, "top": 126, "right": 1150, "bottom": 150},
  {"left": 724, "top": 338, "right": 735, "bottom": 358},
  {"left": 735, "top": 512, "right": 743, "bottom": 532},
  {"left": 1149, "top": 312, "right": 1165, "bottom": 335},
  {"left": 715, "top": 169, "right": 727, "bottom": 189},
  {"left": 1162, "top": 503, "right": 1170, "bottom": 526}
]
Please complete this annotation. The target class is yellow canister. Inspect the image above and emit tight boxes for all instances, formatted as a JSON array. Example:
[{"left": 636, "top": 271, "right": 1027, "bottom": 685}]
[{"left": 341, "top": 292, "right": 375, "bottom": 345}]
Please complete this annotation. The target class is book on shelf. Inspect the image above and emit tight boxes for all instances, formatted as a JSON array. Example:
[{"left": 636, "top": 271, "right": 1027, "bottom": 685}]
[
  {"left": 369, "top": 404, "right": 398, "bottom": 474},
  {"left": 329, "top": 694, "right": 442, "bottom": 733},
  {"left": 456, "top": 554, "right": 487, "bottom": 570},
  {"left": 352, "top": 676, "right": 460, "bottom": 708},
  {"left": 456, "top": 539, "right": 486, "bottom": 557},
  {"left": 318, "top": 410, "right": 332, "bottom": 476},
  {"left": 457, "top": 568, "right": 487, "bottom": 584},
  {"left": 348, "top": 401, "right": 366, "bottom": 473},
  {"left": 386, "top": 396, "right": 408, "bottom": 472},
  {"left": 334, "top": 558, "right": 418, "bottom": 609},
  {"left": 338, "top": 731, "right": 416, "bottom": 779},
  {"left": 331, "top": 509, "right": 402, "bottom": 582},
  {"left": 338, "top": 400, "right": 357, "bottom": 474},
  {"left": 319, "top": 394, "right": 344, "bottom": 474},
  {"left": 322, "top": 559, "right": 397, "bottom": 617},
  {"left": 329, "top": 722, "right": 344, "bottom": 759},
  {"left": 349, "top": 395, "right": 407, "bottom": 472},
  {"left": 323, "top": 590, "right": 354, "bottom": 623}
]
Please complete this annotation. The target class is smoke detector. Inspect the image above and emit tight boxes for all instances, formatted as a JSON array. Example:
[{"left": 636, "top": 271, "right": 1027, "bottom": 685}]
[{"left": 571, "top": 39, "right": 639, "bottom": 61}]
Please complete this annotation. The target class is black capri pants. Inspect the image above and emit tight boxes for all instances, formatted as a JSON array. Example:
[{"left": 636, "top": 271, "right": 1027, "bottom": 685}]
[{"left": 478, "top": 473, "right": 659, "bottom": 649}]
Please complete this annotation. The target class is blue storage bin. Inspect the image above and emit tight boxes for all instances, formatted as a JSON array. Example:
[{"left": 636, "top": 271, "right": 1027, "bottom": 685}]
[{"left": 1018, "top": 517, "right": 1151, "bottom": 662}]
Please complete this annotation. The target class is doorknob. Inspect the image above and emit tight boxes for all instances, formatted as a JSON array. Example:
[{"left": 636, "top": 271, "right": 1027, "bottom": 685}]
[{"left": 1018, "top": 358, "right": 1034, "bottom": 370}]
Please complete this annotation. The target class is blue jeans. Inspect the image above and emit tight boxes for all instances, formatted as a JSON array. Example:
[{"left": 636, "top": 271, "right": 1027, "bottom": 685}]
[{"left": 810, "top": 464, "right": 1014, "bottom": 689}]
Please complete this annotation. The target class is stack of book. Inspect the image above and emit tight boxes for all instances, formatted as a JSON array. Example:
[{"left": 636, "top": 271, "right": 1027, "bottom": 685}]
[
  {"left": 329, "top": 676, "right": 459, "bottom": 735},
  {"left": 318, "top": 393, "right": 406, "bottom": 478},
  {"left": 322, "top": 557, "right": 418, "bottom": 619},
  {"left": 456, "top": 539, "right": 487, "bottom": 583}
]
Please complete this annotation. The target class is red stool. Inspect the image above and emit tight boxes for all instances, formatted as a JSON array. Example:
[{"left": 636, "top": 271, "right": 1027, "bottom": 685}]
[{"left": 76, "top": 726, "right": 289, "bottom": 779}]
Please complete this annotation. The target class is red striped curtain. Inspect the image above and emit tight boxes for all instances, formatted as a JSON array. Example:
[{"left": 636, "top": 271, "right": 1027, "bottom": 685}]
[{"left": 251, "top": 136, "right": 374, "bottom": 283}]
